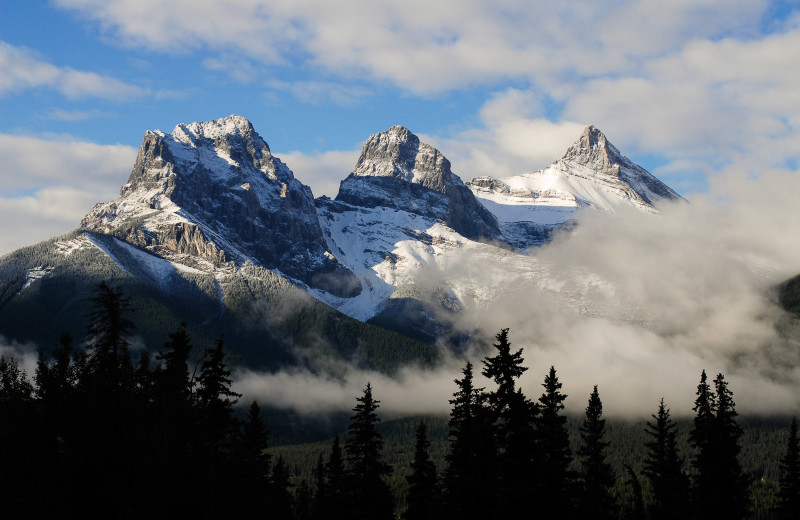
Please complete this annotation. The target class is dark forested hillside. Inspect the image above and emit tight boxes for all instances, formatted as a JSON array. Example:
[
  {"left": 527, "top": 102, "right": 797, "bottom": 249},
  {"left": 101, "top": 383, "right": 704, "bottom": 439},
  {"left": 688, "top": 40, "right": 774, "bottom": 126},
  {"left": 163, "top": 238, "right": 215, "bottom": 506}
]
[
  {"left": 2, "top": 288, "right": 799, "bottom": 519},
  {"left": 0, "top": 238, "right": 438, "bottom": 372}
]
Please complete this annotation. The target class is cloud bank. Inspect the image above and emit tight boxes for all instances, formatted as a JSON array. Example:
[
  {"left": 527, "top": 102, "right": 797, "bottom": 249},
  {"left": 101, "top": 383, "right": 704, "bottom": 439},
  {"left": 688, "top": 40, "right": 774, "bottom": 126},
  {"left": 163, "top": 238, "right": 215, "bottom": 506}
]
[
  {"left": 234, "top": 164, "right": 800, "bottom": 419},
  {"left": 0, "top": 134, "right": 136, "bottom": 255}
]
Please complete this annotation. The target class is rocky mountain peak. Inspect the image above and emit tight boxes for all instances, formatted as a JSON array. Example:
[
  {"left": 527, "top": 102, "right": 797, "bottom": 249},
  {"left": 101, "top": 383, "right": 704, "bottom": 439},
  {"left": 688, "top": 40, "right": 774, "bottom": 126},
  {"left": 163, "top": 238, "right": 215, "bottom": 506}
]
[
  {"left": 352, "top": 125, "right": 460, "bottom": 193},
  {"left": 561, "top": 125, "right": 624, "bottom": 172},
  {"left": 82, "top": 116, "right": 361, "bottom": 298}
]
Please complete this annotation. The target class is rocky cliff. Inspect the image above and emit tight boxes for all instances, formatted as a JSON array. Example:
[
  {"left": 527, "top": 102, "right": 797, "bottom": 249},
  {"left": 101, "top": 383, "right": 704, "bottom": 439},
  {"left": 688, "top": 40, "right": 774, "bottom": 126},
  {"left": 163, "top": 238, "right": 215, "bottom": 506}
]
[{"left": 81, "top": 115, "right": 361, "bottom": 297}]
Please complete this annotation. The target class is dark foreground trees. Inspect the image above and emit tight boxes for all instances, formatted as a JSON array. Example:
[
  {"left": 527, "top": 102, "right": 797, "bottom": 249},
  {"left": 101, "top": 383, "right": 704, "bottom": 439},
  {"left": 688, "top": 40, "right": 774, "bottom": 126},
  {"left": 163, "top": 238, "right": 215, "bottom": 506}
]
[
  {"left": 690, "top": 371, "right": 750, "bottom": 519},
  {"left": 0, "top": 305, "right": 781, "bottom": 520}
]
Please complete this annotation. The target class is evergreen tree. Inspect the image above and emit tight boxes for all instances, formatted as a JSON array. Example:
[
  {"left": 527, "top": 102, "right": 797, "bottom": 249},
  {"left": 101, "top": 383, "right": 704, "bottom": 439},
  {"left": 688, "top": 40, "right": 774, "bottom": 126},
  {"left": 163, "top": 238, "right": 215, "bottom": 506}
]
[
  {"left": 237, "top": 401, "right": 272, "bottom": 517},
  {"left": 538, "top": 365, "right": 574, "bottom": 519},
  {"left": 345, "top": 382, "right": 393, "bottom": 520},
  {"left": 152, "top": 323, "right": 196, "bottom": 515},
  {"left": 270, "top": 456, "right": 295, "bottom": 520},
  {"left": 623, "top": 465, "right": 646, "bottom": 520},
  {"left": 689, "top": 369, "right": 716, "bottom": 517},
  {"left": 404, "top": 422, "right": 439, "bottom": 520},
  {"left": 311, "top": 453, "right": 328, "bottom": 520},
  {"left": 689, "top": 371, "right": 750, "bottom": 519},
  {"left": 711, "top": 373, "right": 750, "bottom": 518},
  {"left": 196, "top": 335, "right": 241, "bottom": 452},
  {"left": 576, "top": 385, "right": 616, "bottom": 520},
  {"left": 74, "top": 283, "right": 138, "bottom": 517},
  {"left": 444, "top": 362, "right": 497, "bottom": 520},
  {"left": 194, "top": 336, "right": 242, "bottom": 517},
  {"left": 481, "top": 329, "right": 537, "bottom": 519},
  {"left": 324, "top": 435, "right": 349, "bottom": 520},
  {"left": 777, "top": 417, "right": 800, "bottom": 519},
  {"left": 0, "top": 356, "right": 39, "bottom": 518},
  {"left": 643, "top": 398, "right": 689, "bottom": 520},
  {"left": 82, "top": 282, "right": 136, "bottom": 396}
]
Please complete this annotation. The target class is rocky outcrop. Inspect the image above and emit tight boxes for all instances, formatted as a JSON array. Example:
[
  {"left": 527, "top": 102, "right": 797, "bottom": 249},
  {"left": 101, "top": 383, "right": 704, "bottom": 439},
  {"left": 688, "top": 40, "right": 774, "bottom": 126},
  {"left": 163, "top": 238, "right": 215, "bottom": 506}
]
[
  {"left": 81, "top": 115, "right": 361, "bottom": 298},
  {"left": 335, "top": 126, "right": 501, "bottom": 242},
  {"left": 560, "top": 126, "right": 682, "bottom": 205}
]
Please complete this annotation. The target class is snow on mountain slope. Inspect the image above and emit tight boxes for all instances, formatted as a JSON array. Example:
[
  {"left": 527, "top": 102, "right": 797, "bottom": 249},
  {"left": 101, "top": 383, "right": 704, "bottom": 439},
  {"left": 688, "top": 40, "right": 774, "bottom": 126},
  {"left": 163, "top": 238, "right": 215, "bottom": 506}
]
[
  {"left": 467, "top": 126, "right": 682, "bottom": 249},
  {"left": 81, "top": 115, "right": 360, "bottom": 297},
  {"left": 311, "top": 125, "right": 681, "bottom": 326}
]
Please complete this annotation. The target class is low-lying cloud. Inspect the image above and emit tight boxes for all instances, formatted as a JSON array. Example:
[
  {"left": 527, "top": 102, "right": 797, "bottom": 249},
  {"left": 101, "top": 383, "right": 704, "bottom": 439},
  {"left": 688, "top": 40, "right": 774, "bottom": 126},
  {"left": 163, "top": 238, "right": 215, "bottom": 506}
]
[{"left": 235, "top": 163, "right": 800, "bottom": 419}]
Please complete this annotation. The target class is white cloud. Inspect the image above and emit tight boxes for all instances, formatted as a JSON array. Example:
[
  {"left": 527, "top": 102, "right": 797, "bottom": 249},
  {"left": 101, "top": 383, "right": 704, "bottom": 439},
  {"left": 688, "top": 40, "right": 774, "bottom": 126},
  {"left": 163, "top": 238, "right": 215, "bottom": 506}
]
[
  {"left": 266, "top": 79, "right": 371, "bottom": 106},
  {"left": 0, "top": 134, "right": 136, "bottom": 255},
  {"left": 0, "top": 41, "right": 155, "bottom": 100},
  {"left": 279, "top": 148, "right": 360, "bottom": 198},
  {"left": 53, "top": 0, "right": 769, "bottom": 92}
]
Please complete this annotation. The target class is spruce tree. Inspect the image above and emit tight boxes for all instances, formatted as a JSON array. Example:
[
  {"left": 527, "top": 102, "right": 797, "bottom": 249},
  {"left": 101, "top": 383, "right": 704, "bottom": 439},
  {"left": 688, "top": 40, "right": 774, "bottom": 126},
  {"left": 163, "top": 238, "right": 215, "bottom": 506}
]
[
  {"left": 481, "top": 329, "right": 537, "bottom": 519},
  {"left": 576, "top": 385, "right": 616, "bottom": 520},
  {"left": 196, "top": 335, "right": 241, "bottom": 452},
  {"left": 195, "top": 336, "right": 241, "bottom": 516},
  {"left": 152, "top": 323, "right": 196, "bottom": 514},
  {"left": 404, "top": 422, "right": 439, "bottom": 520},
  {"left": 345, "top": 382, "right": 393, "bottom": 520},
  {"left": 643, "top": 398, "right": 688, "bottom": 520},
  {"left": 270, "top": 456, "right": 295, "bottom": 520},
  {"left": 83, "top": 282, "right": 136, "bottom": 396},
  {"left": 324, "top": 435, "right": 349, "bottom": 520},
  {"left": 538, "top": 365, "right": 574, "bottom": 519},
  {"left": 689, "top": 369, "right": 716, "bottom": 517},
  {"left": 444, "top": 362, "right": 496, "bottom": 520},
  {"left": 777, "top": 417, "right": 800, "bottom": 519},
  {"left": 712, "top": 373, "right": 750, "bottom": 518},
  {"left": 689, "top": 371, "right": 750, "bottom": 519},
  {"left": 237, "top": 401, "right": 272, "bottom": 517}
]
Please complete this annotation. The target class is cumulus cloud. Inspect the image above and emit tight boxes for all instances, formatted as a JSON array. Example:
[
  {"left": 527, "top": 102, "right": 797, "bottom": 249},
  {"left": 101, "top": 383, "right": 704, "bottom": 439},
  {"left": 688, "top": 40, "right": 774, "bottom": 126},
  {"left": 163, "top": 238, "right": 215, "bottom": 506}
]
[
  {"left": 279, "top": 148, "right": 360, "bottom": 198},
  {"left": 265, "top": 79, "right": 372, "bottom": 107},
  {"left": 0, "top": 134, "right": 136, "bottom": 255},
  {"left": 51, "top": 1, "right": 800, "bottom": 196},
  {"left": 234, "top": 161, "right": 800, "bottom": 419},
  {"left": 53, "top": 0, "right": 767, "bottom": 91},
  {"left": 0, "top": 41, "right": 160, "bottom": 101}
]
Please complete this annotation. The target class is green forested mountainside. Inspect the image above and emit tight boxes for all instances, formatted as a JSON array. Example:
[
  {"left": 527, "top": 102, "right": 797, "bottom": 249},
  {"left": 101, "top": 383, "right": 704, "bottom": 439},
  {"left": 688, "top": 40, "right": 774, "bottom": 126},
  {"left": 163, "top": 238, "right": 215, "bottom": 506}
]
[{"left": 0, "top": 231, "right": 438, "bottom": 372}]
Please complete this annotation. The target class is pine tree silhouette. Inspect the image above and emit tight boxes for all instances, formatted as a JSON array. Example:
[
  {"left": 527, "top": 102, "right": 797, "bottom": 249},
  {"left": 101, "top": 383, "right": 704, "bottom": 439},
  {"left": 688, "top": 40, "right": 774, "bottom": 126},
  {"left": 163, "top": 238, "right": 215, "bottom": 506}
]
[
  {"left": 538, "top": 365, "right": 574, "bottom": 519},
  {"left": 577, "top": 385, "right": 616, "bottom": 519},
  {"left": 481, "top": 329, "right": 537, "bottom": 519},
  {"left": 404, "top": 422, "right": 440, "bottom": 520},
  {"left": 444, "top": 361, "right": 496, "bottom": 520},
  {"left": 777, "top": 417, "right": 800, "bottom": 519},
  {"left": 345, "top": 382, "right": 394, "bottom": 520},
  {"left": 643, "top": 398, "right": 689, "bottom": 520}
]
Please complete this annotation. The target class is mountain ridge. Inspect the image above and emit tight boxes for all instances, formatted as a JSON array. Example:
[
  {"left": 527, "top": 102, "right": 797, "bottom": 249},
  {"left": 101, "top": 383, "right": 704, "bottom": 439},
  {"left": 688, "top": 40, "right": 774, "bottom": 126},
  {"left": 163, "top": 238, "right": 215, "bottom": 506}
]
[{"left": 0, "top": 115, "right": 683, "bottom": 362}]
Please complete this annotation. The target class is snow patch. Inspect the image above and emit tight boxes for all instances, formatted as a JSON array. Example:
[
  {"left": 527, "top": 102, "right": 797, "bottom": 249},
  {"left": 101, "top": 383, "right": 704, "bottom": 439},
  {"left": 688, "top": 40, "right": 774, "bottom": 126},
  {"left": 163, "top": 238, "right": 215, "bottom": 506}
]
[{"left": 19, "top": 266, "right": 53, "bottom": 293}]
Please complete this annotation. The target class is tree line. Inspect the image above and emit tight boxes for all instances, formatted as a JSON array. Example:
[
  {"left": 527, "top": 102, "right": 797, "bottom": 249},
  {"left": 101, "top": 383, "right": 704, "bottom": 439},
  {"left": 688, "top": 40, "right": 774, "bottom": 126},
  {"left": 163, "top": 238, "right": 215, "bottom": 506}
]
[{"left": 1, "top": 286, "right": 800, "bottom": 519}]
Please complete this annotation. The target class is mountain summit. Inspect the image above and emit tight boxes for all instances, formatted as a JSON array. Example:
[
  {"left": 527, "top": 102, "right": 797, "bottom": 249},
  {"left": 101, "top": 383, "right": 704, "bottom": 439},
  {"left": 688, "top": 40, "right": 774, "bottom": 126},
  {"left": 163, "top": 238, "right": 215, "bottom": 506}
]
[
  {"left": 468, "top": 125, "right": 682, "bottom": 248},
  {"left": 351, "top": 125, "right": 459, "bottom": 192},
  {"left": 335, "top": 126, "right": 500, "bottom": 242},
  {"left": 81, "top": 115, "right": 360, "bottom": 297}
]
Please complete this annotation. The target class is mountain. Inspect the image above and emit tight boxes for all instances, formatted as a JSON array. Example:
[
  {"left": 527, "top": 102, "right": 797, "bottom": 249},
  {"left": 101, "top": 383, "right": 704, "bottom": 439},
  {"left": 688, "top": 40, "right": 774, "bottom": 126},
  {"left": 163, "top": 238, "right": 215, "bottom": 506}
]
[
  {"left": 81, "top": 115, "right": 360, "bottom": 298},
  {"left": 467, "top": 125, "right": 683, "bottom": 248},
  {"left": 0, "top": 116, "right": 681, "bottom": 363}
]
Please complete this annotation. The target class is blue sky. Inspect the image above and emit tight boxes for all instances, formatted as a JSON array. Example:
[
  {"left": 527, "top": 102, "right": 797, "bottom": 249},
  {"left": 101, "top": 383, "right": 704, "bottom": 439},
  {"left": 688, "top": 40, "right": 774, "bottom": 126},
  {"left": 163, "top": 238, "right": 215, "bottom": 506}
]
[{"left": 1, "top": 0, "right": 799, "bottom": 255}]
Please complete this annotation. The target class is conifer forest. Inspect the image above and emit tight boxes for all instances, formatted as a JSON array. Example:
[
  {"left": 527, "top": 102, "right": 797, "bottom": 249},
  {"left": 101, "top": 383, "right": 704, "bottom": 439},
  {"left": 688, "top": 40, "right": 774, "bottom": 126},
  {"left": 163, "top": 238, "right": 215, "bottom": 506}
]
[{"left": 1, "top": 284, "right": 800, "bottom": 519}]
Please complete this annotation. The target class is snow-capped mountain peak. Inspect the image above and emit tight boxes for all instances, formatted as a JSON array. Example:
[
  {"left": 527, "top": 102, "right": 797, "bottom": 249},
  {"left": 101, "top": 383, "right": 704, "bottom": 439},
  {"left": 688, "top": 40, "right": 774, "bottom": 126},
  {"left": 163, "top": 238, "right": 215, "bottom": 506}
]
[
  {"left": 81, "top": 115, "right": 360, "bottom": 297},
  {"left": 352, "top": 125, "right": 462, "bottom": 193},
  {"left": 562, "top": 125, "right": 622, "bottom": 171}
]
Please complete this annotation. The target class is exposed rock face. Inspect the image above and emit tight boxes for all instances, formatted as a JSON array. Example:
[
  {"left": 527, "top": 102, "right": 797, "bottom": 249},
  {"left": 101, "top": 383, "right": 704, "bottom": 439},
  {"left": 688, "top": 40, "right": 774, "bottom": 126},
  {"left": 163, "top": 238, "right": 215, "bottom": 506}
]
[
  {"left": 81, "top": 115, "right": 361, "bottom": 297},
  {"left": 335, "top": 126, "right": 501, "bottom": 242},
  {"left": 466, "top": 125, "right": 683, "bottom": 249},
  {"left": 560, "top": 125, "right": 681, "bottom": 205}
]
